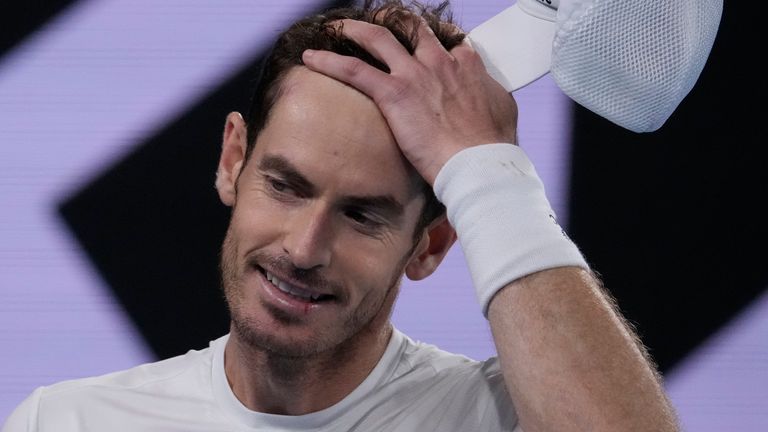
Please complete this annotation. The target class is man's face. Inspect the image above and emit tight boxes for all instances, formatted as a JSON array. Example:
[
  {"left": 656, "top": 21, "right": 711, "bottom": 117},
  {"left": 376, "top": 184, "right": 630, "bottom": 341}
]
[{"left": 219, "top": 67, "right": 427, "bottom": 358}]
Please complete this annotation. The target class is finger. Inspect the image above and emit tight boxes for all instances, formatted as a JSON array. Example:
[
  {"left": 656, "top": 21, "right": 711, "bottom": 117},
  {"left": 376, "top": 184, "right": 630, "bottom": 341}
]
[
  {"left": 333, "top": 19, "right": 414, "bottom": 72},
  {"left": 302, "top": 49, "right": 397, "bottom": 104},
  {"left": 450, "top": 38, "right": 486, "bottom": 72},
  {"left": 413, "top": 17, "right": 456, "bottom": 67}
]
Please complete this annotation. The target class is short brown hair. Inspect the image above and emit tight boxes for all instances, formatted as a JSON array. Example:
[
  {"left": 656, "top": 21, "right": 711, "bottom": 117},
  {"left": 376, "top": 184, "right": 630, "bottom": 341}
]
[{"left": 245, "top": 0, "right": 465, "bottom": 237}]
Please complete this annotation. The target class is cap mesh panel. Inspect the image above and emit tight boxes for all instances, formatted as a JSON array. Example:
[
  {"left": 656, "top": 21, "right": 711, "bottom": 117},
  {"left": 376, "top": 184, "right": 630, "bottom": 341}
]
[{"left": 552, "top": 0, "right": 722, "bottom": 132}]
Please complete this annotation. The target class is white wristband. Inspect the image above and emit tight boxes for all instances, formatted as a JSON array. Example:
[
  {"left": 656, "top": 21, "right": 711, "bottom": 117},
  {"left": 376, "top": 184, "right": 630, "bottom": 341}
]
[{"left": 434, "top": 143, "right": 589, "bottom": 317}]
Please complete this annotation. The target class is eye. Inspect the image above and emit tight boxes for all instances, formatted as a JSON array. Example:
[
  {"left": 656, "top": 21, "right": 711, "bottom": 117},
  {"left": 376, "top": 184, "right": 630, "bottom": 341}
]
[
  {"left": 345, "top": 208, "right": 383, "bottom": 229},
  {"left": 264, "top": 176, "right": 297, "bottom": 199},
  {"left": 269, "top": 178, "right": 288, "bottom": 192},
  {"left": 345, "top": 209, "right": 368, "bottom": 223}
]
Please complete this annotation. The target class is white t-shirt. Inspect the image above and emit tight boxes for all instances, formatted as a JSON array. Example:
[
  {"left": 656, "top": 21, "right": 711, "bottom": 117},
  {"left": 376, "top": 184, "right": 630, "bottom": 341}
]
[{"left": 2, "top": 329, "right": 520, "bottom": 431}]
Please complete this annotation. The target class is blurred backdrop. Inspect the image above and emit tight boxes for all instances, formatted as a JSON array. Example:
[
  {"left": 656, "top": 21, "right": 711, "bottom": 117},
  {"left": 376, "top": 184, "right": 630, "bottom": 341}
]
[{"left": 1, "top": 0, "right": 765, "bottom": 429}]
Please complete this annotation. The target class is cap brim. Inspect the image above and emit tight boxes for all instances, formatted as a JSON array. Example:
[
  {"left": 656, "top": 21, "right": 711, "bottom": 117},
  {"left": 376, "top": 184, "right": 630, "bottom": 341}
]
[{"left": 467, "top": 3, "right": 556, "bottom": 92}]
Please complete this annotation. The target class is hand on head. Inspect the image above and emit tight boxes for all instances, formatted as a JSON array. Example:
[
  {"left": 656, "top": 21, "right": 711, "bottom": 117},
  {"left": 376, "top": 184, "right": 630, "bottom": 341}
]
[{"left": 302, "top": 14, "right": 518, "bottom": 186}]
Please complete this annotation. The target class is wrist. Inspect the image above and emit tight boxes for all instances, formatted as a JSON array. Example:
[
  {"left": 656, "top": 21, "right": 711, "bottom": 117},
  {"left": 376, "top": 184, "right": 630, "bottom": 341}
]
[{"left": 434, "top": 143, "right": 589, "bottom": 316}]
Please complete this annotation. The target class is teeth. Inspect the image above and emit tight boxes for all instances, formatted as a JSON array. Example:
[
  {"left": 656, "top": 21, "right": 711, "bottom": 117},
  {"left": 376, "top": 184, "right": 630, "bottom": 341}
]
[{"left": 265, "top": 271, "right": 319, "bottom": 301}]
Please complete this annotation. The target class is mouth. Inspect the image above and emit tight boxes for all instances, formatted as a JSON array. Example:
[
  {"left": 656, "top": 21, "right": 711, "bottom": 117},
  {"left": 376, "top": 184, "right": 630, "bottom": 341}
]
[{"left": 255, "top": 265, "right": 336, "bottom": 304}]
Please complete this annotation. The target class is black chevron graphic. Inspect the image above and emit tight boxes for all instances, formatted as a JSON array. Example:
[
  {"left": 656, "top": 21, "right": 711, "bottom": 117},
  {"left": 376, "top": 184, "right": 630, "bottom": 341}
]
[{"left": 1, "top": 1, "right": 79, "bottom": 59}]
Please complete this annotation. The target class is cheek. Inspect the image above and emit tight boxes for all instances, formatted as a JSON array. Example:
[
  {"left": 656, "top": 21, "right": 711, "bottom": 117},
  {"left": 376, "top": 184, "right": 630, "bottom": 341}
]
[
  {"left": 333, "top": 236, "right": 410, "bottom": 293},
  {"left": 230, "top": 193, "right": 284, "bottom": 242}
]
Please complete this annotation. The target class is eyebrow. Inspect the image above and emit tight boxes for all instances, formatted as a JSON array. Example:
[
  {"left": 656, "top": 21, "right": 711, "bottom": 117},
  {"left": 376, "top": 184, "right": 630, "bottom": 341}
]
[
  {"left": 257, "top": 154, "right": 405, "bottom": 221},
  {"left": 258, "top": 154, "right": 316, "bottom": 196},
  {"left": 340, "top": 195, "right": 405, "bottom": 222}
]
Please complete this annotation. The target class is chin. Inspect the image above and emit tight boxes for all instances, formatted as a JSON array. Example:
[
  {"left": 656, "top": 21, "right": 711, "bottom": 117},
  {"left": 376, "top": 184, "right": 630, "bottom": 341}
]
[
  {"left": 229, "top": 297, "right": 383, "bottom": 360},
  {"left": 231, "top": 312, "right": 339, "bottom": 358}
]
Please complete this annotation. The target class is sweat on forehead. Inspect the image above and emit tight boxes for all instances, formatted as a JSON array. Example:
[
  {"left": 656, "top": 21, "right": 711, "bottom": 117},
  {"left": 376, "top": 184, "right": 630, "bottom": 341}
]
[
  {"left": 257, "top": 67, "right": 424, "bottom": 199},
  {"left": 275, "top": 67, "right": 377, "bottom": 116}
]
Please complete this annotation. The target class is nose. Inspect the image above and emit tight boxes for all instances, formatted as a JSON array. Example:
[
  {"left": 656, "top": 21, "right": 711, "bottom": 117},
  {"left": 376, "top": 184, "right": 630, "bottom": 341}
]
[{"left": 281, "top": 203, "right": 333, "bottom": 270}]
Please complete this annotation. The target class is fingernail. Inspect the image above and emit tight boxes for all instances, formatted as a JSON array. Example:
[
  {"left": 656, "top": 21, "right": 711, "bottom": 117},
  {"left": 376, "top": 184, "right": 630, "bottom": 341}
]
[{"left": 303, "top": 49, "right": 315, "bottom": 59}]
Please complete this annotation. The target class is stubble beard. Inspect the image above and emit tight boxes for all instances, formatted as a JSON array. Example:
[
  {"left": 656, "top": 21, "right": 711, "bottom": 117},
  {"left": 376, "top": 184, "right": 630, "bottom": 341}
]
[{"left": 219, "top": 226, "right": 408, "bottom": 369}]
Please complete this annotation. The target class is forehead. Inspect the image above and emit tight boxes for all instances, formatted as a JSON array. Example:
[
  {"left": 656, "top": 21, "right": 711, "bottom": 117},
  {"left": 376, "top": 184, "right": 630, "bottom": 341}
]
[{"left": 254, "top": 67, "right": 419, "bottom": 199}]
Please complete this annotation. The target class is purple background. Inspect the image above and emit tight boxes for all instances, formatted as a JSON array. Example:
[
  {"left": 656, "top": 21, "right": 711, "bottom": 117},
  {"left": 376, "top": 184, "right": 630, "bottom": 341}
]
[{"left": 1, "top": 1, "right": 764, "bottom": 429}]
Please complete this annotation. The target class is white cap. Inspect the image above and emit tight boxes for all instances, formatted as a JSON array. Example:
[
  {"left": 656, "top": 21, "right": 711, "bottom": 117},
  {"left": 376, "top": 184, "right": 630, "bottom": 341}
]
[{"left": 467, "top": 0, "right": 723, "bottom": 133}]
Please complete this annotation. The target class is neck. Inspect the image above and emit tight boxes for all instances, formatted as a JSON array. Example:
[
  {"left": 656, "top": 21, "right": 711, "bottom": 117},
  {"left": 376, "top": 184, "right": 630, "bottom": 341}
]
[{"left": 224, "top": 321, "right": 393, "bottom": 415}]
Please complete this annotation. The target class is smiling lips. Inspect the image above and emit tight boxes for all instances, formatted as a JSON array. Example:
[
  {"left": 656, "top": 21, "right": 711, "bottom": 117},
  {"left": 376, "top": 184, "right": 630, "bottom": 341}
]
[{"left": 262, "top": 268, "right": 334, "bottom": 303}]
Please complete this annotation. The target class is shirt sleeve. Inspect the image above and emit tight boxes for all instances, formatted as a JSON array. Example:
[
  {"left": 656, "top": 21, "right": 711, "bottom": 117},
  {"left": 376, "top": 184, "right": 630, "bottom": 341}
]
[{"left": 2, "top": 388, "right": 43, "bottom": 432}]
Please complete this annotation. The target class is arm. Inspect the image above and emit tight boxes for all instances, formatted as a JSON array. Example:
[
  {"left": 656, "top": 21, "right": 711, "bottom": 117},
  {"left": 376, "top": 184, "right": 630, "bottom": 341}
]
[
  {"left": 303, "top": 17, "right": 678, "bottom": 431},
  {"left": 489, "top": 267, "right": 678, "bottom": 431}
]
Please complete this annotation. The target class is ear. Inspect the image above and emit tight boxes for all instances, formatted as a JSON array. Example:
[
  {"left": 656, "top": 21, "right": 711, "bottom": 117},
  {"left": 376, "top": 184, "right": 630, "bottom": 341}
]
[
  {"left": 216, "top": 112, "right": 248, "bottom": 206},
  {"left": 405, "top": 215, "right": 457, "bottom": 281}
]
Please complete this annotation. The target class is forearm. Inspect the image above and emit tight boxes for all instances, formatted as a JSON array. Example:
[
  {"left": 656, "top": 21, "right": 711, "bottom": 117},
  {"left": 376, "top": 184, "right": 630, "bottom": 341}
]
[{"left": 488, "top": 266, "right": 678, "bottom": 432}]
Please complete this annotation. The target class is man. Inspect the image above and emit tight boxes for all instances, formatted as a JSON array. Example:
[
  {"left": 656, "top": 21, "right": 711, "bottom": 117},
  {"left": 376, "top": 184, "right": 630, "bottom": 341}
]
[{"left": 3, "top": 1, "right": 679, "bottom": 431}]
